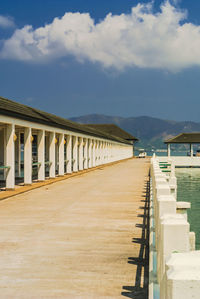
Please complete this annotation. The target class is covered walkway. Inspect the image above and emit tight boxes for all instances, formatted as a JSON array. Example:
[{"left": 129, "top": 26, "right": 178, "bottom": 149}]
[{"left": 0, "top": 158, "right": 150, "bottom": 299}]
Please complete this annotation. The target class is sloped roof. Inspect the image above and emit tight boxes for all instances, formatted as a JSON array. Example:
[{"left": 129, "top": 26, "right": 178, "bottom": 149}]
[
  {"left": 165, "top": 133, "right": 200, "bottom": 144},
  {"left": 83, "top": 124, "right": 138, "bottom": 141},
  {"left": 0, "top": 96, "right": 132, "bottom": 144}
]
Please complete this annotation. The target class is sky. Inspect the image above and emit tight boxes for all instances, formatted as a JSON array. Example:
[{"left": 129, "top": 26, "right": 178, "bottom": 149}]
[{"left": 1, "top": 0, "right": 200, "bottom": 122}]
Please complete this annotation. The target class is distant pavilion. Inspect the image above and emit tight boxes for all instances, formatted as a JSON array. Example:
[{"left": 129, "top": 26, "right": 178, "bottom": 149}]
[{"left": 165, "top": 133, "right": 200, "bottom": 157}]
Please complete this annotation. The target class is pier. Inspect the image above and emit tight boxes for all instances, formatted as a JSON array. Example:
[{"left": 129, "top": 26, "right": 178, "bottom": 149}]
[{"left": 0, "top": 158, "right": 150, "bottom": 298}]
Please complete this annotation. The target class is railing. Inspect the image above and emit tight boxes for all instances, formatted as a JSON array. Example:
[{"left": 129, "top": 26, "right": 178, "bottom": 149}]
[
  {"left": 0, "top": 165, "right": 10, "bottom": 170},
  {"left": 149, "top": 155, "right": 200, "bottom": 299},
  {"left": 32, "top": 162, "right": 41, "bottom": 167}
]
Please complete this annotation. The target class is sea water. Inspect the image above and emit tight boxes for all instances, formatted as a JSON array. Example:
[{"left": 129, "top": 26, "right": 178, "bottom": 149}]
[{"left": 176, "top": 168, "right": 200, "bottom": 249}]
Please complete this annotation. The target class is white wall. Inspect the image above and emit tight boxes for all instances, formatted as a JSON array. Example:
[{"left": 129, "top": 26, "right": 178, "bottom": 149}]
[{"left": 158, "top": 156, "right": 200, "bottom": 167}]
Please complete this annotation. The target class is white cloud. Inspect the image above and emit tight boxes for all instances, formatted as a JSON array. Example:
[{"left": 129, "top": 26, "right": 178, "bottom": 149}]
[
  {"left": 1, "top": 1, "right": 200, "bottom": 71},
  {"left": 0, "top": 15, "right": 15, "bottom": 28},
  {"left": 171, "top": 0, "right": 181, "bottom": 5}
]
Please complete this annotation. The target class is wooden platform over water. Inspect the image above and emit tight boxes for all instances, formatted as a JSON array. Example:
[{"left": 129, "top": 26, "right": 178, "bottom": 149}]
[{"left": 0, "top": 158, "right": 150, "bottom": 299}]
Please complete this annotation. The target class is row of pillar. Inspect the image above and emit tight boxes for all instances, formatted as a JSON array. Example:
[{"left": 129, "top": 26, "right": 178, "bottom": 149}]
[
  {"left": 167, "top": 143, "right": 194, "bottom": 157},
  {"left": 2, "top": 124, "right": 133, "bottom": 190}
]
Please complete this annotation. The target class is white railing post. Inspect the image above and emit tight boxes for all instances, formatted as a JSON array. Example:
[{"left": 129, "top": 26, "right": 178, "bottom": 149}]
[
  {"left": 167, "top": 144, "right": 171, "bottom": 157},
  {"left": 159, "top": 214, "right": 190, "bottom": 298},
  {"left": 165, "top": 251, "right": 200, "bottom": 299}
]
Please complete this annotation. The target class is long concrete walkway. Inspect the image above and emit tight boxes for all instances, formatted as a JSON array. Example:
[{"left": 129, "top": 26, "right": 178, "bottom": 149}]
[{"left": 0, "top": 158, "right": 150, "bottom": 299}]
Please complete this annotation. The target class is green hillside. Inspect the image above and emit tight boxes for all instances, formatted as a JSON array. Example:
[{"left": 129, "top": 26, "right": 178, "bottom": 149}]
[{"left": 70, "top": 114, "right": 200, "bottom": 150}]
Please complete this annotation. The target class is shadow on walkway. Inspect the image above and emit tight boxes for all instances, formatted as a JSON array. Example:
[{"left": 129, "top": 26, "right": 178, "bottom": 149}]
[{"left": 121, "top": 174, "right": 150, "bottom": 299}]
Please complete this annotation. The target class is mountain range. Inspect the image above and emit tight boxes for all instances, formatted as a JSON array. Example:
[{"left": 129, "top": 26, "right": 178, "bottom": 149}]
[{"left": 69, "top": 114, "right": 200, "bottom": 149}]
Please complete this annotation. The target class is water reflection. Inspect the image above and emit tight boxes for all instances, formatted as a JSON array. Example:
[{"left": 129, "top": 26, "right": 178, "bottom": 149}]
[{"left": 176, "top": 168, "right": 200, "bottom": 249}]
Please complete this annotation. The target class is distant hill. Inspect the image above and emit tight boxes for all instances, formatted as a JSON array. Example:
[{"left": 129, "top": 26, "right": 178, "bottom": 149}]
[{"left": 69, "top": 114, "right": 200, "bottom": 149}]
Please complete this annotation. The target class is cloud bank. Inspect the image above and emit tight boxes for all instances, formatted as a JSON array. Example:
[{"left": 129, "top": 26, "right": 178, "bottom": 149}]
[
  {"left": 1, "top": 1, "right": 200, "bottom": 71},
  {"left": 0, "top": 15, "right": 15, "bottom": 28}
]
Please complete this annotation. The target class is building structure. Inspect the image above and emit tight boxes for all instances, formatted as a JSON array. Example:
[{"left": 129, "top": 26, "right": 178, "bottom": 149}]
[
  {"left": 83, "top": 124, "right": 138, "bottom": 143},
  {"left": 0, "top": 96, "right": 136, "bottom": 190},
  {"left": 83, "top": 124, "right": 138, "bottom": 156},
  {"left": 165, "top": 132, "right": 200, "bottom": 157}
]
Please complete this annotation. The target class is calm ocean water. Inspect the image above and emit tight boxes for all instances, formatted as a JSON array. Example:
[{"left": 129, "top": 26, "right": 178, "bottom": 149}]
[{"left": 176, "top": 168, "right": 200, "bottom": 249}]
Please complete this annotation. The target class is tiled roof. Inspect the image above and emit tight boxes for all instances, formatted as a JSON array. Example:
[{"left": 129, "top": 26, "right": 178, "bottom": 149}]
[
  {"left": 0, "top": 96, "right": 132, "bottom": 144},
  {"left": 165, "top": 133, "right": 200, "bottom": 144},
  {"left": 83, "top": 124, "right": 138, "bottom": 141}
]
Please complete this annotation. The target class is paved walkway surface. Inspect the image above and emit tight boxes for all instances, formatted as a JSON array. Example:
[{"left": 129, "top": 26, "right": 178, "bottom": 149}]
[{"left": 0, "top": 158, "right": 150, "bottom": 299}]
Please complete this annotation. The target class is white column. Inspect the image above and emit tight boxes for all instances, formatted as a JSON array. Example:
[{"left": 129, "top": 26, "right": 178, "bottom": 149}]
[
  {"left": 37, "top": 130, "right": 45, "bottom": 181},
  {"left": 167, "top": 144, "right": 171, "bottom": 157},
  {"left": 92, "top": 140, "right": 96, "bottom": 167},
  {"left": 15, "top": 131, "right": 21, "bottom": 177},
  {"left": 88, "top": 139, "right": 92, "bottom": 168},
  {"left": 72, "top": 136, "right": 78, "bottom": 172},
  {"left": 190, "top": 144, "right": 193, "bottom": 157},
  {"left": 5, "top": 123, "right": 15, "bottom": 189},
  {"left": 55, "top": 136, "right": 58, "bottom": 173},
  {"left": 78, "top": 137, "right": 83, "bottom": 171},
  {"left": 0, "top": 129, "right": 4, "bottom": 179},
  {"left": 95, "top": 141, "right": 98, "bottom": 166},
  {"left": 24, "top": 127, "right": 32, "bottom": 185},
  {"left": 101, "top": 142, "right": 104, "bottom": 164},
  {"left": 99, "top": 141, "right": 102, "bottom": 165},
  {"left": 105, "top": 142, "right": 108, "bottom": 163},
  {"left": 101, "top": 142, "right": 105, "bottom": 164},
  {"left": 66, "top": 135, "right": 72, "bottom": 174},
  {"left": 107, "top": 143, "right": 110, "bottom": 162},
  {"left": 96, "top": 140, "right": 100, "bottom": 166},
  {"left": 100, "top": 141, "right": 102, "bottom": 164},
  {"left": 84, "top": 138, "right": 88, "bottom": 169},
  {"left": 58, "top": 133, "right": 64, "bottom": 176},
  {"left": 98, "top": 141, "right": 101, "bottom": 165},
  {"left": 49, "top": 132, "right": 55, "bottom": 178},
  {"left": 101, "top": 142, "right": 103, "bottom": 164}
]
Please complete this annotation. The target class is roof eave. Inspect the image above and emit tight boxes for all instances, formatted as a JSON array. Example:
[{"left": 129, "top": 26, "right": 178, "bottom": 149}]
[{"left": 0, "top": 109, "right": 131, "bottom": 145}]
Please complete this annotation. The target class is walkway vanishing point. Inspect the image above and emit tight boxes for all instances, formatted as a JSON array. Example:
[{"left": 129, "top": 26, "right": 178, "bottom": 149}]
[{"left": 0, "top": 158, "right": 150, "bottom": 299}]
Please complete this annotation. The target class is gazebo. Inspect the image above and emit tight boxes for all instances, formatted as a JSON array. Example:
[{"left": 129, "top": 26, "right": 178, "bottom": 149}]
[{"left": 165, "top": 133, "right": 200, "bottom": 157}]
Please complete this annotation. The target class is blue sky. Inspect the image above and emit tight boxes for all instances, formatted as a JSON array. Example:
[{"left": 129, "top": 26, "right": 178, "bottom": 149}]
[{"left": 1, "top": 0, "right": 200, "bottom": 121}]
